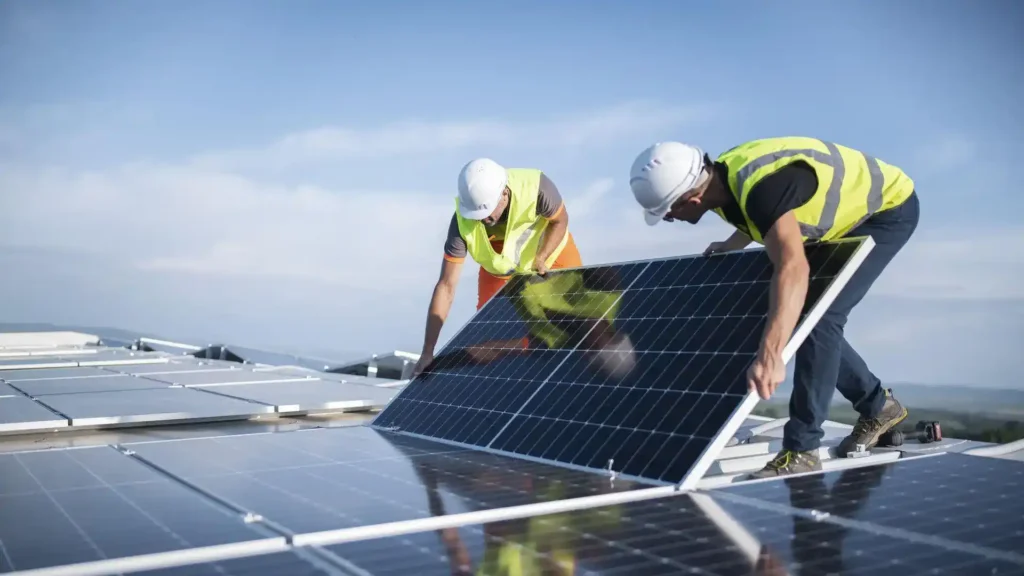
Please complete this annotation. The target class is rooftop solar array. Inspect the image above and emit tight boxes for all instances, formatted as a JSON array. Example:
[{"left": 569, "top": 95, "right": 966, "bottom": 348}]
[
  {"left": 373, "top": 238, "right": 872, "bottom": 487},
  {"left": 5, "top": 238, "right": 1020, "bottom": 575},
  {"left": 0, "top": 352, "right": 397, "bottom": 434},
  {"left": 3, "top": 435, "right": 1022, "bottom": 574}
]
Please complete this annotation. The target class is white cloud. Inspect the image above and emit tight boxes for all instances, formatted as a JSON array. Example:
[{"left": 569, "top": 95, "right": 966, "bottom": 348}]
[
  {"left": 870, "top": 228, "right": 1024, "bottom": 300},
  {"left": 912, "top": 135, "right": 977, "bottom": 175},
  {"left": 191, "top": 100, "right": 715, "bottom": 172}
]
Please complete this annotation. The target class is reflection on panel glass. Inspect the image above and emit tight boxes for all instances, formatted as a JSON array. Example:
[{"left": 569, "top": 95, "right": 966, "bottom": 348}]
[
  {"left": 0, "top": 447, "right": 272, "bottom": 573},
  {"left": 330, "top": 460, "right": 1021, "bottom": 576},
  {"left": 123, "top": 426, "right": 649, "bottom": 537},
  {"left": 373, "top": 265, "right": 641, "bottom": 444},
  {"left": 375, "top": 241, "right": 867, "bottom": 484},
  {"left": 718, "top": 453, "right": 1024, "bottom": 556}
]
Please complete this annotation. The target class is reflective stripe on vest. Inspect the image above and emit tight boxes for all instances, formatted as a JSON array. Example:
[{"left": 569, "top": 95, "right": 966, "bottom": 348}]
[
  {"left": 455, "top": 168, "right": 569, "bottom": 276},
  {"left": 714, "top": 137, "right": 914, "bottom": 242}
]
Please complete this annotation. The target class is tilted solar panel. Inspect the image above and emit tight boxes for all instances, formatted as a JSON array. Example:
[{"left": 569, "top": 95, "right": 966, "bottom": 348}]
[{"left": 372, "top": 238, "right": 873, "bottom": 486}]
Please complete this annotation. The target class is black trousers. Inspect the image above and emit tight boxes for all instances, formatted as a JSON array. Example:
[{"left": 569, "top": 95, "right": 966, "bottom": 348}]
[{"left": 783, "top": 191, "right": 921, "bottom": 452}]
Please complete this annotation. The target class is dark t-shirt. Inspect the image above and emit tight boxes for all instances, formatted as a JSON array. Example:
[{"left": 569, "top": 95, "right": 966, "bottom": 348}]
[
  {"left": 444, "top": 172, "right": 564, "bottom": 260},
  {"left": 717, "top": 161, "right": 818, "bottom": 238}
]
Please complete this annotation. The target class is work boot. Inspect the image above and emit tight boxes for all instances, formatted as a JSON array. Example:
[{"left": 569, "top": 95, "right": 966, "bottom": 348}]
[
  {"left": 748, "top": 449, "right": 822, "bottom": 479},
  {"left": 837, "top": 388, "right": 908, "bottom": 457}
]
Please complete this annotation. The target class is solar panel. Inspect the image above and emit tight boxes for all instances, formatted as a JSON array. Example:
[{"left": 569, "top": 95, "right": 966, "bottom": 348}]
[
  {"left": 0, "top": 347, "right": 97, "bottom": 358},
  {"left": 197, "top": 379, "right": 396, "bottom": 413},
  {"left": 104, "top": 361, "right": 237, "bottom": 375},
  {"left": 373, "top": 238, "right": 872, "bottom": 486},
  {"left": 0, "top": 396, "right": 68, "bottom": 433},
  {"left": 8, "top": 374, "right": 171, "bottom": 396},
  {"left": 0, "top": 357, "right": 79, "bottom": 370},
  {"left": 0, "top": 446, "right": 280, "bottom": 573},
  {"left": 324, "top": 486, "right": 1023, "bottom": 575},
  {"left": 145, "top": 369, "right": 314, "bottom": 387},
  {"left": 123, "top": 426, "right": 650, "bottom": 536},
  {"left": 713, "top": 452, "right": 1024, "bottom": 557},
  {"left": 33, "top": 387, "right": 274, "bottom": 427},
  {"left": 0, "top": 366, "right": 114, "bottom": 381}
]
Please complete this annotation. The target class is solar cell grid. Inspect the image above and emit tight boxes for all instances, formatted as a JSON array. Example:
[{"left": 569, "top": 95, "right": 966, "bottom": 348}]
[
  {"left": 715, "top": 453, "right": 1024, "bottom": 557},
  {"left": 374, "top": 239, "right": 869, "bottom": 485},
  {"left": 373, "top": 263, "right": 645, "bottom": 443},
  {"left": 0, "top": 447, "right": 278, "bottom": 573},
  {"left": 122, "top": 426, "right": 648, "bottom": 537},
  {"left": 325, "top": 488, "right": 1021, "bottom": 576}
]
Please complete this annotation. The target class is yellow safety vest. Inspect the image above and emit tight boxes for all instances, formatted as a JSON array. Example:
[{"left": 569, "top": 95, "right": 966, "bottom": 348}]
[
  {"left": 512, "top": 271, "right": 621, "bottom": 349},
  {"left": 455, "top": 168, "right": 569, "bottom": 277},
  {"left": 712, "top": 137, "right": 916, "bottom": 243}
]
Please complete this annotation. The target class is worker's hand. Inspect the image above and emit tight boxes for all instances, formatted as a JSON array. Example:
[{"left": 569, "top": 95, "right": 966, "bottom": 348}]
[
  {"left": 703, "top": 240, "right": 729, "bottom": 256},
  {"left": 747, "top": 351, "right": 785, "bottom": 400},
  {"left": 412, "top": 352, "right": 434, "bottom": 379},
  {"left": 534, "top": 260, "right": 549, "bottom": 276}
]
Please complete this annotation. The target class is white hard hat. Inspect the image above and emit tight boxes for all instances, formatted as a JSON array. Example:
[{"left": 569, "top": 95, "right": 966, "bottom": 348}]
[
  {"left": 629, "top": 141, "right": 707, "bottom": 226},
  {"left": 457, "top": 158, "right": 508, "bottom": 220},
  {"left": 587, "top": 334, "right": 636, "bottom": 379}
]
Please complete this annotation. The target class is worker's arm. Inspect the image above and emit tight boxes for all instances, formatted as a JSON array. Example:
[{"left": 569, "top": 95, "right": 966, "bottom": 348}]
[
  {"left": 748, "top": 211, "right": 809, "bottom": 399},
  {"left": 533, "top": 203, "right": 568, "bottom": 273},
  {"left": 414, "top": 256, "right": 462, "bottom": 376},
  {"left": 704, "top": 229, "right": 752, "bottom": 256}
]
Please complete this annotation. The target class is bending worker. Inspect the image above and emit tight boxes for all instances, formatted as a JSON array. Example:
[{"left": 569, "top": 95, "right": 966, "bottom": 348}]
[
  {"left": 413, "top": 158, "right": 582, "bottom": 377},
  {"left": 628, "top": 136, "right": 920, "bottom": 478}
]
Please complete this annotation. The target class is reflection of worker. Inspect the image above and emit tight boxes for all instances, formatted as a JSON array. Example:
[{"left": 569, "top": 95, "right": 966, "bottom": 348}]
[
  {"left": 414, "top": 159, "right": 583, "bottom": 378},
  {"left": 628, "top": 138, "right": 917, "bottom": 477},
  {"left": 411, "top": 456, "right": 581, "bottom": 575},
  {"left": 423, "top": 269, "right": 636, "bottom": 381}
]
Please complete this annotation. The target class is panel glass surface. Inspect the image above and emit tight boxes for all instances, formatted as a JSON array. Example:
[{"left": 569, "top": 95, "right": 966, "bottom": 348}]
[
  {"left": 0, "top": 396, "right": 68, "bottom": 432},
  {"left": 0, "top": 366, "right": 113, "bottom": 381},
  {"left": 104, "top": 362, "right": 235, "bottom": 375},
  {"left": 0, "top": 446, "right": 277, "bottom": 573},
  {"left": 145, "top": 369, "right": 313, "bottom": 387},
  {"left": 124, "top": 426, "right": 650, "bottom": 536},
  {"left": 715, "top": 452, "right": 1024, "bottom": 555},
  {"left": 0, "top": 357, "right": 78, "bottom": 370},
  {"left": 375, "top": 241, "right": 863, "bottom": 483},
  {"left": 0, "top": 383, "right": 18, "bottom": 397},
  {"left": 372, "top": 262, "right": 648, "bottom": 444},
  {"left": 10, "top": 374, "right": 171, "bottom": 396},
  {"left": 327, "top": 488, "right": 1023, "bottom": 576},
  {"left": 34, "top": 387, "right": 274, "bottom": 426},
  {"left": 200, "top": 379, "right": 395, "bottom": 412}
]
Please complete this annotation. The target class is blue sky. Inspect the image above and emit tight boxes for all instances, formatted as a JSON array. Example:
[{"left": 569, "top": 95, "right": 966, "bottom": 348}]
[{"left": 0, "top": 0, "right": 1021, "bottom": 387}]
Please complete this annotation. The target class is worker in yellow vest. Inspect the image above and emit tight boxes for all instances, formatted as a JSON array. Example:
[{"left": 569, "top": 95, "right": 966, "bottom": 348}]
[
  {"left": 413, "top": 158, "right": 582, "bottom": 377},
  {"left": 627, "top": 137, "right": 920, "bottom": 478}
]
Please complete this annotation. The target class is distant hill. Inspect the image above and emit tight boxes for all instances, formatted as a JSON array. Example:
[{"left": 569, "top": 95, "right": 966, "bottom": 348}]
[{"left": 768, "top": 380, "right": 1024, "bottom": 418}]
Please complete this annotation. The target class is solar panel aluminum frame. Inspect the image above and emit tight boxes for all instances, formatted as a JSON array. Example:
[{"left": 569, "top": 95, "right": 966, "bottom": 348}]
[
  {"left": 372, "top": 236, "right": 876, "bottom": 490},
  {"left": 679, "top": 236, "right": 875, "bottom": 489}
]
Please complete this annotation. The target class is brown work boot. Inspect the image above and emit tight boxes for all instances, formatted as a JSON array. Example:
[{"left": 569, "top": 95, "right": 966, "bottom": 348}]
[
  {"left": 748, "top": 449, "right": 822, "bottom": 479},
  {"left": 837, "top": 388, "right": 909, "bottom": 457}
]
